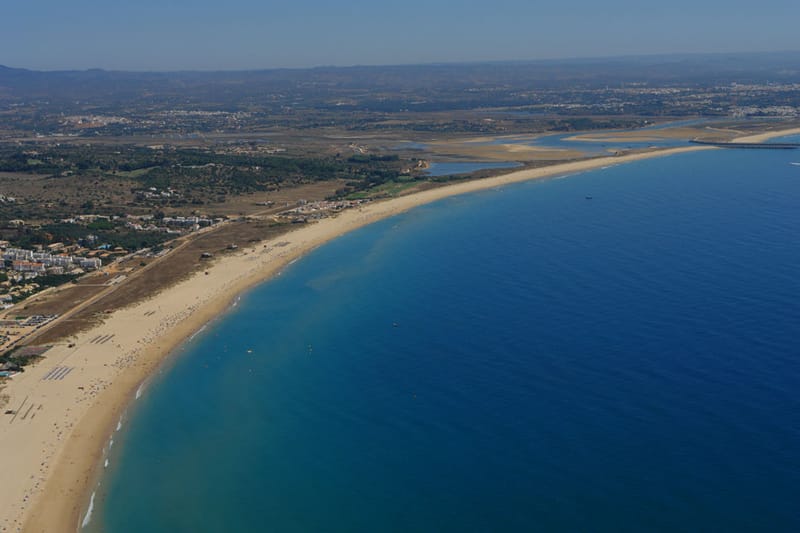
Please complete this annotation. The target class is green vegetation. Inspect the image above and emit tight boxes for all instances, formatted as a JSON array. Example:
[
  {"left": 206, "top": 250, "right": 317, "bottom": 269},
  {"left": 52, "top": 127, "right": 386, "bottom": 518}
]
[
  {"left": 6, "top": 221, "right": 171, "bottom": 251},
  {"left": 23, "top": 273, "right": 78, "bottom": 290},
  {"left": 345, "top": 175, "right": 419, "bottom": 199},
  {"left": 0, "top": 354, "right": 26, "bottom": 372},
  {"left": 0, "top": 144, "right": 407, "bottom": 205},
  {"left": 0, "top": 348, "right": 46, "bottom": 372},
  {"left": 115, "top": 166, "right": 158, "bottom": 178}
]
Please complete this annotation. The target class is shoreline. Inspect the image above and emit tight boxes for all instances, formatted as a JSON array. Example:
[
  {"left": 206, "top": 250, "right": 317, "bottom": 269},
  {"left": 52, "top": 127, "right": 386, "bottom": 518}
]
[{"left": 5, "top": 128, "right": 799, "bottom": 532}]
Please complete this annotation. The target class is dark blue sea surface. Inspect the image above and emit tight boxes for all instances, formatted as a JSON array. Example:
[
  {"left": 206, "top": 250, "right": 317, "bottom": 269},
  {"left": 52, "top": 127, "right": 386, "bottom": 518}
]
[{"left": 91, "top": 144, "right": 800, "bottom": 532}]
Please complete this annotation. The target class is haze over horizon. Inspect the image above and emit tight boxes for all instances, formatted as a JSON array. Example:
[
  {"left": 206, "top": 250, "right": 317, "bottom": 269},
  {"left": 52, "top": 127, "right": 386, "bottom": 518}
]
[
  {"left": 4, "top": 0, "right": 800, "bottom": 71},
  {"left": 3, "top": 50, "right": 800, "bottom": 74}
]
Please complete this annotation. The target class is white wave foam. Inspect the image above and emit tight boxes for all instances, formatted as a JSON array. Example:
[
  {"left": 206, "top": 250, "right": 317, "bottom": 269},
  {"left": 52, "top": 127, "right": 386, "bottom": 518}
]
[
  {"left": 135, "top": 383, "right": 144, "bottom": 399},
  {"left": 81, "top": 491, "right": 96, "bottom": 528},
  {"left": 189, "top": 324, "right": 208, "bottom": 341}
]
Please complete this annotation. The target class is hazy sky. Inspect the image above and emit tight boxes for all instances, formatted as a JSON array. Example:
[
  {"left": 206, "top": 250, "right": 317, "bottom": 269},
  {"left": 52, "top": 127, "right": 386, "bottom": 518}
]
[{"left": 3, "top": 0, "right": 799, "bottom": 70}]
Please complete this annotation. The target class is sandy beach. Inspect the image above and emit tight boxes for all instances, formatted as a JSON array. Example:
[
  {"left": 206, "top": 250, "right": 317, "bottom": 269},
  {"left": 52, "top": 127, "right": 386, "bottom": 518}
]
[
  {"left": 2, "top": 127, "right": 798, "bottom": 532},
  {"left": 731, "top": 127, "right": 800, "bottom": 143},
  {"left": 427, "top": 138, "right": 585, "bottom": 161}
]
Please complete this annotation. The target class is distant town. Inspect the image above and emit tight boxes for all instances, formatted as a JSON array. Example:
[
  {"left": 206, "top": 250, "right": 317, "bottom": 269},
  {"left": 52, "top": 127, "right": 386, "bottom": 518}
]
[
  {"left": 0, "top": 212, "right": 223, "bottom": 303},
  {"left": 2, "top": 53, "right": 800, "bottom": 375}
]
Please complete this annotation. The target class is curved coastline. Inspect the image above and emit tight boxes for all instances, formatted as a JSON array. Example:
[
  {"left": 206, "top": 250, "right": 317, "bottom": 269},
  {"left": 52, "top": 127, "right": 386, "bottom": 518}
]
[{"left": 8, "top": 127, "right": 800, "bottom": 532}]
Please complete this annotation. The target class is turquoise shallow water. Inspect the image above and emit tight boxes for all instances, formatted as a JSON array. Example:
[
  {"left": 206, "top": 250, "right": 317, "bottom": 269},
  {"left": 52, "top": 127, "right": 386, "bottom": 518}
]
[{"left": 90, "top": 142, "right": 800, "bottom": 532}]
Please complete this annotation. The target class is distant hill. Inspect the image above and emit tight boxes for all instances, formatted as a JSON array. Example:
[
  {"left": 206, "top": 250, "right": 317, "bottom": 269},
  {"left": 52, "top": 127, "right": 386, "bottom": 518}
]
[{"left": 1, "top": 52, "right": 799, "bottom": 112}]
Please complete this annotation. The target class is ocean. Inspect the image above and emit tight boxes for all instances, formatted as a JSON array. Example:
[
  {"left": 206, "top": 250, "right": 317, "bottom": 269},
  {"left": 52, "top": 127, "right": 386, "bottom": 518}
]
[{"left": 89, "top": 143, "right": 800, "bottom": 532}]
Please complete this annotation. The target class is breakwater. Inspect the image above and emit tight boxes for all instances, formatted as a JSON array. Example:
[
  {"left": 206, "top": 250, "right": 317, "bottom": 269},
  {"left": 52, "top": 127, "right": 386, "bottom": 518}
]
[{"left": 690, "top": 139, "right": 800, "bottom": 149}]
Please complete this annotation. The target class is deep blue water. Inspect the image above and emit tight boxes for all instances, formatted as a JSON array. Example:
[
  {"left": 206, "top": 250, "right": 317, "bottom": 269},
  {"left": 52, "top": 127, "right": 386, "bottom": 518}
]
[{"left": 91, "top": 144, "right": 800, "bottom": 532}]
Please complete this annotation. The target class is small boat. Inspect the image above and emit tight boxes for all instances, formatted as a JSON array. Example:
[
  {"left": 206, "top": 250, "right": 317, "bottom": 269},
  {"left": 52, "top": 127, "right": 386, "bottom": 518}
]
[{"left": 791, "top": 162, "right": 800, "bottom": 166}]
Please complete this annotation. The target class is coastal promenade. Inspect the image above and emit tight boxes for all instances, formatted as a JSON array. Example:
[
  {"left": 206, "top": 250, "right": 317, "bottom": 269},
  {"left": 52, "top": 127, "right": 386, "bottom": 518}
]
[{"left": 3, "top": 126, "right": 800, "bottom": 533}]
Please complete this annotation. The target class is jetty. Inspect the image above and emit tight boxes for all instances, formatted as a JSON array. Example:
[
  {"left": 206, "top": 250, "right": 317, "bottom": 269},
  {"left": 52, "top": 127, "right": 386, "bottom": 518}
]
[{"left": 690, "top": 139, "right": 800, "bottom": 150}]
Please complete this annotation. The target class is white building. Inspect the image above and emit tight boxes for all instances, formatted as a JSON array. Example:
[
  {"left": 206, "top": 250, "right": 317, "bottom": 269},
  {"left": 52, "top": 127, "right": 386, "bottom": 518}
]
[
  {"left": 78, "top": 258, "right": 102, "bottom": 270},
  {"left": 12, "top": 261, "right": 46, "bottom": 274}
]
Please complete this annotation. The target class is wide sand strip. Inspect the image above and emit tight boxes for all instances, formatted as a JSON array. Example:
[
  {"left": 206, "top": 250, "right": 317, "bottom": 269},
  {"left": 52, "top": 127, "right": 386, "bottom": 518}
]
[
  {"left": 3, "top": 127, "right": 798, "bottom": 532},
  {"left": 732, "top": 127, "right": 800, "bottom": 143}
]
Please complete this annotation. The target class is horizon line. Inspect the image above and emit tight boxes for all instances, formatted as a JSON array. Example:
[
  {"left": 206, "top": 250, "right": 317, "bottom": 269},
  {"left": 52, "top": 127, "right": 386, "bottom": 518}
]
[{"left": 3, "top": 49, "right": 800, "bottom": 74}]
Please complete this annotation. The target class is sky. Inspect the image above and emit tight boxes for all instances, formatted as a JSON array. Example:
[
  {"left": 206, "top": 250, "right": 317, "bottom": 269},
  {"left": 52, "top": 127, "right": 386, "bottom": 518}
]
[{"left": 3, "top": 0, "right": 800, "bottom": 71}]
